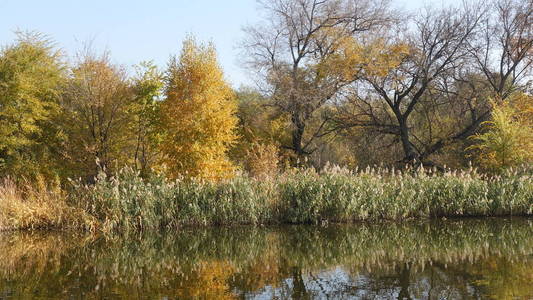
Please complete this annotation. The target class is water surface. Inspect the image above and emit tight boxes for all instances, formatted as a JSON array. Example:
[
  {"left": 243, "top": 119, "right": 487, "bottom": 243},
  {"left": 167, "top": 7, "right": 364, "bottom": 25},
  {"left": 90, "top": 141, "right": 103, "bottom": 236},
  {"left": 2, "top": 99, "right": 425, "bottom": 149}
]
[{"left": 0, "top": 218, "right": 532, "bottom": 299}]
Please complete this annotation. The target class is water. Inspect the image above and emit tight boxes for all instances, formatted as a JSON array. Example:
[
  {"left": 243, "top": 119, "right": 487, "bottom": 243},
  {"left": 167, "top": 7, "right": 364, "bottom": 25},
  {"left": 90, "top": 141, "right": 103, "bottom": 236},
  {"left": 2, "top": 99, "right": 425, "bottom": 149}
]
[{"left": 0, "top": 218, "right": 531, "bottom": 299}]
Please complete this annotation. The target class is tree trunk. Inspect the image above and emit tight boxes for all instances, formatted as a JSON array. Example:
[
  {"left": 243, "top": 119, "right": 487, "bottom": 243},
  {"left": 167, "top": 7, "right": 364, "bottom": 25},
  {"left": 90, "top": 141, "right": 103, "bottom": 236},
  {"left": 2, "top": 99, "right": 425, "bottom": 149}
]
[
  {"left": 398, "top": 116, "right": 419, "bottom": 163},
  {"left": 291, "top": 114, "right": 306, "bottom": 158}
]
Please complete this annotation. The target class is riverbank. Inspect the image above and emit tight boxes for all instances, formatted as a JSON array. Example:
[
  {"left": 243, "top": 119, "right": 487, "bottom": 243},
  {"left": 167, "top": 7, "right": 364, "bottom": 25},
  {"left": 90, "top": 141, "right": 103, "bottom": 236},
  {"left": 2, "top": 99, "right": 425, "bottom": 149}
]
[{"left": 1, "top": 167, "right": 532, "bottom": 232}]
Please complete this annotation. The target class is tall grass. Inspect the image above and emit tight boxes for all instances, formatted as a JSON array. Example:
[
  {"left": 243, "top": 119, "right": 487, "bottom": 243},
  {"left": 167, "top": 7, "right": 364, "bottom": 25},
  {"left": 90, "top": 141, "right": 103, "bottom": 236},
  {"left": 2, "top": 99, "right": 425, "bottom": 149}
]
[
  {"left": 278, "top": 166, "right": 532, "bottom": 223},
  {"left": 66, "top": 166, "right": 532, "bottom": 232},
  {"left": 0, "top": 176, "right": 95, "bottom": 231},
  {"left": 68, "top": 169, "right": 276, "bottom": 231},
  {"left": 1, "top": 166, "right": 530, "bottom": 231}
]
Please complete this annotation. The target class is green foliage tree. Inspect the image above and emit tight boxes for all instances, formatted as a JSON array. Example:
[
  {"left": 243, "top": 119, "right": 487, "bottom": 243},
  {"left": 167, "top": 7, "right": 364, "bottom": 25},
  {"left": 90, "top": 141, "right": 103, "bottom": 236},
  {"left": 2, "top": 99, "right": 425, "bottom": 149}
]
[
  {"left": 231, "top": 88, "right": 291, "bottom": 172},
  {"left": 470, "top": 93, "right": 533, "bottom": 171},
  {"left": 60, "top": 51, "right": 133, "bottom": 180},
  {"left": 0, "top": 32, "right": 66, "bottom": 178},
  {"left": 128, "top": 61, "right": 164, "bottom": 177}
]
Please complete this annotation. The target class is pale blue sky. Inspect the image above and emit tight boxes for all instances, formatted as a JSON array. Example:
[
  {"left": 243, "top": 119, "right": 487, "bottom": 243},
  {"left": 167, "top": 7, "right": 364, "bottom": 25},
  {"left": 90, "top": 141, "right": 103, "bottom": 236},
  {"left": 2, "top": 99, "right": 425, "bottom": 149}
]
[{"left": 0, "top": 0, "right": 453, "bottom": 87}]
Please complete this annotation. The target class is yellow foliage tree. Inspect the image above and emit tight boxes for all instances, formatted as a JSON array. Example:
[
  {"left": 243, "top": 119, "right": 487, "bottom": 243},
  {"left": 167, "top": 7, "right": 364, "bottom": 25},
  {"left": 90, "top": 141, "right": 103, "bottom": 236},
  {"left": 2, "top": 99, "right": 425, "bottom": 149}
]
[
  {"left": 469, "top": 92, "right": 533, "bottom": 171},
  {"left": 318, "top": 34, "right": 410, "bottom": 81},
  {"left": 61, "top": 52, "right": 133, "bottom": 179},
  {"left": 160, "top": 37, "right": 238, "bottom": 180}
]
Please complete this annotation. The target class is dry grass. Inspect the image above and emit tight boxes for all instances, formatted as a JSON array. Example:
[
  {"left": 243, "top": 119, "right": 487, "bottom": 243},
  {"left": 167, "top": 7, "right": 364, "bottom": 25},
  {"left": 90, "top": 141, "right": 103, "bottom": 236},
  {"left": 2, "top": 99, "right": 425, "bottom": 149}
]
[{"left": 0, "top": 176, "right": 95, "bottom": 231}]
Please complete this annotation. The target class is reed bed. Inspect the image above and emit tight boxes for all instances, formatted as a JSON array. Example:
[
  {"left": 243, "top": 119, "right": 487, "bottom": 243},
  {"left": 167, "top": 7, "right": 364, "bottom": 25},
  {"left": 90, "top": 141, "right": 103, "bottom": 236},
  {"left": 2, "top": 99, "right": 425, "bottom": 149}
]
[
  {"left": 1, "top": 166, "right": 531, "bottom": 231},
  {"left": 65, "top": 166, "right": 532, "bottom": 232}
]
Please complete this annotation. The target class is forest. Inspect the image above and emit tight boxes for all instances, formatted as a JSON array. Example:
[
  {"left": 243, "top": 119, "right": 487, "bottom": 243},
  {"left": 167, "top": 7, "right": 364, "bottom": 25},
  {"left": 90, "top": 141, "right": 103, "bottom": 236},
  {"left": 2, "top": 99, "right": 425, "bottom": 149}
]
[{"left": 0, "top": 0, "right": 531, "bottom": 231}]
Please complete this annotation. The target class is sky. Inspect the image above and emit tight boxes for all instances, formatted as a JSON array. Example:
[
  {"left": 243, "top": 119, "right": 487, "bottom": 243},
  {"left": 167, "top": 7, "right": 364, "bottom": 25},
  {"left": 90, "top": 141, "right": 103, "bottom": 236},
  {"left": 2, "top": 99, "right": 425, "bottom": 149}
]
[{"left": 0, "top": 0, "right": 454, "bottom": 87}]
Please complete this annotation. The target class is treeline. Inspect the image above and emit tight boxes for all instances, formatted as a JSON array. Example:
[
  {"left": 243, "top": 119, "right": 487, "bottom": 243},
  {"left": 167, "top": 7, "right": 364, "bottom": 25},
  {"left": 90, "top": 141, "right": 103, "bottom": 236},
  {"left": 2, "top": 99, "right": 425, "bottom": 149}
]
[
  {"left": 0, "top": 0, "right": 532, "bottom": 183},
  {"left": 0, "top": 35, "right": 238, "bottom": 181}
]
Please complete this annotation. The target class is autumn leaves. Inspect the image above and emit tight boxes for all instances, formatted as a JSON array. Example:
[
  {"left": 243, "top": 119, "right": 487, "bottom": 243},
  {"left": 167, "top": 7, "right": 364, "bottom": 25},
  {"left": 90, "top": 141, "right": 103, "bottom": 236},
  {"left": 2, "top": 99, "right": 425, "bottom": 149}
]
[{"left": 160, "top": 38, "right": 239, "bottom": 180}]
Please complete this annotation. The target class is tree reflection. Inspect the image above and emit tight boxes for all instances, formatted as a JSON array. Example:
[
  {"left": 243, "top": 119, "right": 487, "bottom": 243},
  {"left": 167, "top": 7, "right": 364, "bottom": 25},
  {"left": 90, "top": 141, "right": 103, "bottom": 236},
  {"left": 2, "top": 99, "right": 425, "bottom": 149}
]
[{"left": 0, "top": 218, "right": 531, "bottom": 299}]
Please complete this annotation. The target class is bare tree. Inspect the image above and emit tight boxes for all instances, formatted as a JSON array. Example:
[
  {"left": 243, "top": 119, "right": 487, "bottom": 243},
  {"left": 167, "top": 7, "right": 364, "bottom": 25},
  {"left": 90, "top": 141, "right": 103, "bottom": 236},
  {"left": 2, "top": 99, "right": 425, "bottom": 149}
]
[
  {"left": 242, "top": 0, "right": 392, "bottom": 159},
  {"left": 470, "top": 0, "right": 532, "bottom": 98},
  {"left": 336, "top": 3, "right": 485, "bottom": 164},
  {"left": 418, "top": 0, "right": 533, "bottom": 162},
  {"left": 332, "top": 0, "right": 532, "bottom": 167}
]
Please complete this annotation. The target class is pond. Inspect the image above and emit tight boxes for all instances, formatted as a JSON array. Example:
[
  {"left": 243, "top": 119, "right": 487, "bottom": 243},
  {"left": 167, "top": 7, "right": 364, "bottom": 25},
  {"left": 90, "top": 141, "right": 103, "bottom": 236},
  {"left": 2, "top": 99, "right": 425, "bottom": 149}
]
[{"left": 0, "top": 218, "right": 531, "bottom": 299}]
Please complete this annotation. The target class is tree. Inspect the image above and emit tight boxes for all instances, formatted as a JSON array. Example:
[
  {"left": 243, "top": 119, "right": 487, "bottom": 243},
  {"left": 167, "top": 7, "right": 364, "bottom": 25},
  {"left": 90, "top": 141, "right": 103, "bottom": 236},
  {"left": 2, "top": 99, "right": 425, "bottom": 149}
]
[
  {"left": 0, "top": 32, "right": 66, "bottom": 177},
  {"left": 332, "top": 3, "right": 485, "bottom": 165},
  {"left": 470, "top": 0, "right": 532, "bottom": 99},
  {"left": 412, "top": 0, "right": 533, "bottom": 165},
  {"left": 160, "top": 37, "right": 238, "bottom": 180},
  {"left": 60, "top": 50, "right": 133, "bottom": 179},
  {"left": 242, "top": 0, "right": 393, "bottom": 160},
  {"left": 469, "top": 92, "right": 533, "bottom": 171},
  {"left": 231, "top": 87, "right": 291, "bottom": 173},
  {"left": 128, "top": 62, "right": 164, "bottom": 177}
]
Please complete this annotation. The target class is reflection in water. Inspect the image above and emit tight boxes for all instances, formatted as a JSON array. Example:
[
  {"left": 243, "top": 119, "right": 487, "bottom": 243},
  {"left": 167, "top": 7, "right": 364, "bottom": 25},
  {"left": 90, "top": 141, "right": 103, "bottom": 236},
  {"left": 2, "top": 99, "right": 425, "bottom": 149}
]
[{"left": 0, "top": 218, "right": 531, "bottom": 299}]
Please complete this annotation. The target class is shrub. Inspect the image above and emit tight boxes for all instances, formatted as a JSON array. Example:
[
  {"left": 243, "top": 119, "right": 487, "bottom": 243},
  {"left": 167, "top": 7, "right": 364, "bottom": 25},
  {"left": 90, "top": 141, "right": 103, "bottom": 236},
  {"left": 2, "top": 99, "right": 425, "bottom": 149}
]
[{"left": 244, "top": 142, "right": 280, "bottom": 180}]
